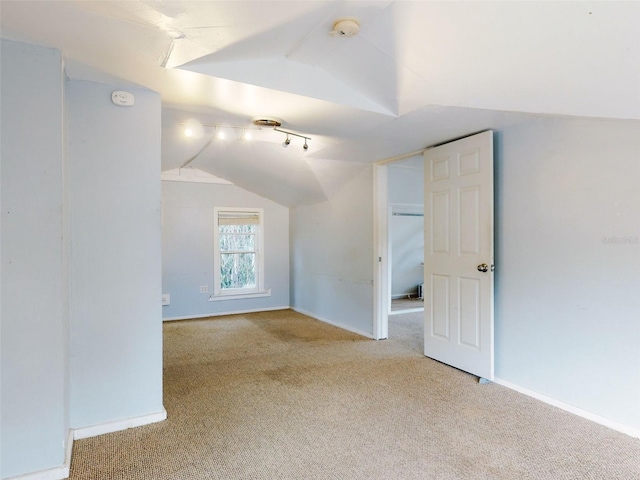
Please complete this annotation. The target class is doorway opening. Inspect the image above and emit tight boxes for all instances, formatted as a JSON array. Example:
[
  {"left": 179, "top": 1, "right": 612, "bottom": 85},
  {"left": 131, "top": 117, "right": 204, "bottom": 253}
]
[
  {"left": 373, "top": 155, "right": 424, "bottom": 342},
  {"left": 374, "top": 131, "right": 495, "bottom": 380}
]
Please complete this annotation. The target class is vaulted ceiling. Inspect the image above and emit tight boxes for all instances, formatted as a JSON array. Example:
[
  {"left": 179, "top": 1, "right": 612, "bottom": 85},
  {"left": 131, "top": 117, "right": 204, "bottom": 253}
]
[{"left": 2, "top": 1, "right": 639, "bottom": 205}]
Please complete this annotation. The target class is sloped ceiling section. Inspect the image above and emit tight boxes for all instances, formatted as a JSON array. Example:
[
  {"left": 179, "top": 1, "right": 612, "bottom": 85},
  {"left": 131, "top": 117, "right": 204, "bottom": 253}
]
[
  {"left": 170, "top": 0, "right": 640, "bottom": 120},
  {"left": 177, "top": 0, "right": 402, "bottom": 115},
  {"left": 162, "top": 107, "right": 332, "bottom": 206},
  {"left": 2, "top": 0, "right": 639, "bottom": 207}
]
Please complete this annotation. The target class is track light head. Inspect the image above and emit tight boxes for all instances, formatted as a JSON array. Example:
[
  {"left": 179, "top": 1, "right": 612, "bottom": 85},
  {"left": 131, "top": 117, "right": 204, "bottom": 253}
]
[{"left": 274, "top": 126, "right": 311, "bottom": 151}]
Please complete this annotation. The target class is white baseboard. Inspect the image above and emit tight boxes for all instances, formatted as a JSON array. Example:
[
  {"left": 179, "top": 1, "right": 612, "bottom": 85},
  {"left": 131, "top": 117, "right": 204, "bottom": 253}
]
[
  {"left": 165, "top": 306, "right": 374, "bottom": 340},
  {"left": 493, "top": 377, "right": 640, "bottom": 439},
  {"left": 388, "top": 307, "right": 424, "bottom": 315},
  {"left": 4, "top": 430, "right": 73, "bottom": 480},
  {"left": 5, "top": 411, "right": 167, "bottom": 480},
  {"left": 63, "top": 429, "right": 72, "bottom": 478},
  {"left": 163, "top": 306, "right": 290, "bottom": 322},
  {"left": 391, "top": 293, "right": 419, "bottom": 299},
  {"left": 73, "top": 408, "right": 167, "bottom": 440},
  {"left": 3, "top": 465, "right": 69, "bottom": 480},
  {"left": 290, "top": 306, "right": 374, "bottom": 339}
]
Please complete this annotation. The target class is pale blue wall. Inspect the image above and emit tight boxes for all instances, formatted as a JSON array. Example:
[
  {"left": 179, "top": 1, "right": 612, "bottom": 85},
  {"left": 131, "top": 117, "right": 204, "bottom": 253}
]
[
  {"left": 1, "top": 40, "right": 637, "bottom": 480},
  {"left": 389, "top": 210, "right": 424, "bottom": 298},
  {"left": 68, "top": 80, "right": 164, "bottom": 428},
  {"left": 0, "top": 39, "right": 68, "bottom": 479},
  {"left": 161, "top": 181, "right": 290, "bottom": 319},
  {"left": 494, "top": 117, "right": 640, "bottom": 430},
  {"left": 1, "top": 42, "right": 164, "bottom": 477},
  {"left": 290, "top": 167, "right": 374, "bottom": 336},
  {"left": 291, "top": 118, "right": 640, "bottom": 431},
  {"left": 388, "top": 162, "right": 424, "bottom": 298}
]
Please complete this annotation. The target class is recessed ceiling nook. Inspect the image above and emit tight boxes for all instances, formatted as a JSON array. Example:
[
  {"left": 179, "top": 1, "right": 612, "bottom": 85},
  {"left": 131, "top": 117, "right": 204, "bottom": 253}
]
[{"left": 175, "top": 15, "right": 364, "bottom": 170}]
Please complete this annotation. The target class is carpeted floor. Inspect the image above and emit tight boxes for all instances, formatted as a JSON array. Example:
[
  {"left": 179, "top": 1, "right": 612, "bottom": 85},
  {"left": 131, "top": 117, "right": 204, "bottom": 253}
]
[
  {"left": 391, "top": 296, "right": 424, "bottom": 312},
  {"left": 69, "top": 309, "right": 640, "bottom": 479}
]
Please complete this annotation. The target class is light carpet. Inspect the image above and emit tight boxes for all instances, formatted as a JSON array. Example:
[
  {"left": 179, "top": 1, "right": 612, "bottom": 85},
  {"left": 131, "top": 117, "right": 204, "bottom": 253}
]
[{"left": 69, "top": 310, "right": 640, "bottom": 479}]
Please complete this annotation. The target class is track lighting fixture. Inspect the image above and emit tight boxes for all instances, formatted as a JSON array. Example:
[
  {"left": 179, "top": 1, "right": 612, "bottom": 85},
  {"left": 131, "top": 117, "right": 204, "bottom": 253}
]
[
  {"left": 274, "top": 127, "right": 311, "bottom": 151},
  {"left": 181, "top": 123, "right": 259, "bottom": 141},
  {"left": 180, "top": 120, "right": 311, "bottom": 151}
]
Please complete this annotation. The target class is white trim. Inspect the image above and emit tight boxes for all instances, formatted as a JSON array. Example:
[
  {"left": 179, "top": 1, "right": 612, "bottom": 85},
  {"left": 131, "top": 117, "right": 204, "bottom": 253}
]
[
  {"left": 165, "top": 306, "right": 375, "bottom": 339},
  {"left": 3, "top": 466, "right": 69, "bottom": 480},
  {"left": 290, "top": 306, "right": 374, "bottom": 339},
  {"left": 388, "top": 308, "right": 424, "bottom": 315},
  {"left": 372, "top": 164, "right": 389, "bottom": 340},
  {"left": 213, "top": 206, "right": 265, "bottom": 296},
  {"left": 391, "top": 293, "right": 422, "bottom": 300},
  {"left": 163, "top": 306, "right": 290, "bottom": 322},
  {"left": 375, "top": 133, "right": 490, "bottom": 165},
  {"left": 63, "top": 429, "right": 73, "bottom": 477},
  {"left": 493, "top": 377, "right": 640, "bottom": 439},
  {"left": 72, "top": 408, "right": 167, "bottom": 440},
  {"left": 3, "top": 430, "right": 73, "bottom": 480},
  {"left": 208, "top": 288, "right": 271, "bottom": 302},
  {"left": 375, "top": 148, "right": 428, "bottom": 165}
]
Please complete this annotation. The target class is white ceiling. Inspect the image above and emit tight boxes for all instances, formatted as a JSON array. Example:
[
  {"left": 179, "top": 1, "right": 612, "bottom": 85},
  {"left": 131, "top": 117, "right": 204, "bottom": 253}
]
[{"left": 2, "top": 1, "right": 639, "bottom": 206}]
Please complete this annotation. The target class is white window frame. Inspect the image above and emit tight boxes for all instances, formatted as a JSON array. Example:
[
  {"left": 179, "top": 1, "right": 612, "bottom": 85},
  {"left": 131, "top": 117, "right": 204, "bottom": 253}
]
[{"left": 210, "top": 207, "right": 270, "bottom": 301}]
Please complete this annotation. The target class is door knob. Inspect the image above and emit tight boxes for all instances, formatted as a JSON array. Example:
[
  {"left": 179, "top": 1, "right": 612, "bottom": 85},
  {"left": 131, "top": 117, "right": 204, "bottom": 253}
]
[{"left": 477, "top": 263, "right": 489, "bottom": 273}]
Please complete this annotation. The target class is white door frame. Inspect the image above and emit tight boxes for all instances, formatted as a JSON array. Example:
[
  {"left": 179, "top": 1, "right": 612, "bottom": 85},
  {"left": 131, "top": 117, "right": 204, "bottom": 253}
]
[
  {"left": 373, "top": 164, "right": 389, "bottom": 340},
  {"left": 373, "top": 152, "right": 426, "bottom": 340},
  {"left": 373, "top": 135, "right": 491, "bottom": 344}
]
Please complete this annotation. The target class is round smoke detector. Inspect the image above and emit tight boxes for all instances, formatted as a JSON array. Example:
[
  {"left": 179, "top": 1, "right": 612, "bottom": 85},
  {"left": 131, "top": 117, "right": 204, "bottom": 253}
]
[
  {"left": 330, "top": 17, "right": 360, "bottom": 37},
  {"left": 252, "top": 116, "right": 283, "bottom": 128}
]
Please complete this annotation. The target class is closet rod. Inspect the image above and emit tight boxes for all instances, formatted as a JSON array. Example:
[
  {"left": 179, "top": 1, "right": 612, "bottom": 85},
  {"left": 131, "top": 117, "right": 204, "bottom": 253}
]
[{"left": 393, "top": 213, "right": 424, "bottom": 217}]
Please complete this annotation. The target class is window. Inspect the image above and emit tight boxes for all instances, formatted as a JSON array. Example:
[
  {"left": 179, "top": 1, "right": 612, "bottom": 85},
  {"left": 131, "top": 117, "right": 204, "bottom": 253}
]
[{"left": 211, "top": 207, "right": 269, "bottom": 300}]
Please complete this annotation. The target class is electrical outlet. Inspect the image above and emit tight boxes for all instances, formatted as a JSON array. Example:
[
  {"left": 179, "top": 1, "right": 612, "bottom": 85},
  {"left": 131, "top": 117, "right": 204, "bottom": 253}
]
[
  {"left": 162, "top": 294, "right": 170, "bottom": 306},
  {"left": 200, "top": 286, "right": 209, "bottom": 293}
]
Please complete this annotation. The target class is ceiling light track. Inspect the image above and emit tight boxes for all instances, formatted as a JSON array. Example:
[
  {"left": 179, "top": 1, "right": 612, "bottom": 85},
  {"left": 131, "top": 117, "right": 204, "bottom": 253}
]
[
  {"left": 180, "top": 123, "right": 260, "bottom": 141},
  {"left": 181, "top": 120, "right": 311, "bottom": 151},
  {"left": 274, "top": 127, "right": 310, "bottom": 151}
]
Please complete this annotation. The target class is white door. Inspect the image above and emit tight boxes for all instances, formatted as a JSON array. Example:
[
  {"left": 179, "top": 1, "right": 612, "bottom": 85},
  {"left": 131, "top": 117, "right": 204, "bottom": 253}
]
[{"left": 424, "top": 131, "right": 494, "bottom": 380}]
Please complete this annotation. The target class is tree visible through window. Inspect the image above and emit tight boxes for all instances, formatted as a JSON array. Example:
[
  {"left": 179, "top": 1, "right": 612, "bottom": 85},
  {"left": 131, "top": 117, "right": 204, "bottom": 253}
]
[
  {"left": 219, "top": 223, "right": 256, "bottom": 289},
  {"left": 214, "top": 208, "right": 264, "bottom": 295}
]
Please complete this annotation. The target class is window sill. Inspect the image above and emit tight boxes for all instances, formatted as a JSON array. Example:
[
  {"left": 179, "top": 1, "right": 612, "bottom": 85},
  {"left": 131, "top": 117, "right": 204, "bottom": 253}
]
[{"left": 208, "top": 288, "right": 271, "bottom": 302}]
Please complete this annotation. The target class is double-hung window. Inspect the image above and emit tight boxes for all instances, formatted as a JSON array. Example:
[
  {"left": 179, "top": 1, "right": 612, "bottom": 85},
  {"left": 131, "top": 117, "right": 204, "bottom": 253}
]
[{"left": 212, "top": 207, "right": 268, "bottom": 300}]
